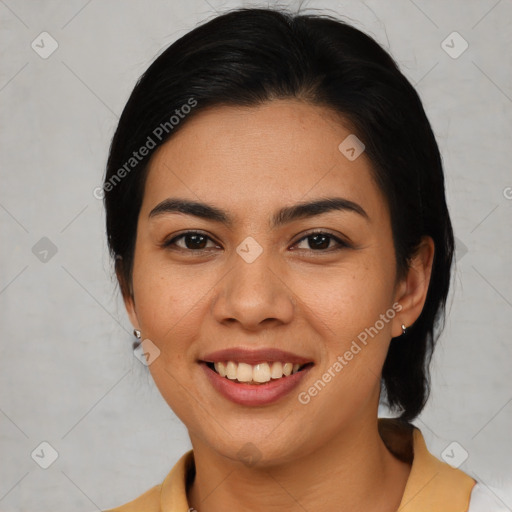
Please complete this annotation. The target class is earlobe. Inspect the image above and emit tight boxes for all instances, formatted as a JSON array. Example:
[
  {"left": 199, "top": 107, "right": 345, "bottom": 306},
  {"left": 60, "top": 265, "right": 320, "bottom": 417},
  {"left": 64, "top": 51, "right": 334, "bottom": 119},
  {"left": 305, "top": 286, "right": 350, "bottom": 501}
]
[{"left": 393, "top": 236, "right": 435, "bottom": 337}]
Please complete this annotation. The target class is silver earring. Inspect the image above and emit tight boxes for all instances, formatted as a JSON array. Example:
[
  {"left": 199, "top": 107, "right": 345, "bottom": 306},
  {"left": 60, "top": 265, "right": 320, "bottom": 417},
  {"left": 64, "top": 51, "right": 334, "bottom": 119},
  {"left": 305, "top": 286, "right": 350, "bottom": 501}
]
[
  {"left": 133, "top": 329, "right": 141, "bottom": 339},
  {"left": 401, "top": 324, "right": 407, "bottom": 336}
]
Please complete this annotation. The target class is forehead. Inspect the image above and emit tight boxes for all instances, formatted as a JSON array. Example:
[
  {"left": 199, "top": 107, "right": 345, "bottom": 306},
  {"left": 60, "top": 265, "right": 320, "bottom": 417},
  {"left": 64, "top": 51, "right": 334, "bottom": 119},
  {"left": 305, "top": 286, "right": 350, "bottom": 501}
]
[{"left": 141, "top": 100, "right": 387, "bottom": 224}]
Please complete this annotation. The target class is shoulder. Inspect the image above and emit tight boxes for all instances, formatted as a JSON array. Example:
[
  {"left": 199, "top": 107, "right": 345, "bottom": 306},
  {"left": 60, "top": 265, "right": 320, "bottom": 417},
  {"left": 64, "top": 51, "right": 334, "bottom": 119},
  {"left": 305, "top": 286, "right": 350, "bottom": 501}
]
[{"left": 102, "top": 483, "right": 162, "bottom": 512}]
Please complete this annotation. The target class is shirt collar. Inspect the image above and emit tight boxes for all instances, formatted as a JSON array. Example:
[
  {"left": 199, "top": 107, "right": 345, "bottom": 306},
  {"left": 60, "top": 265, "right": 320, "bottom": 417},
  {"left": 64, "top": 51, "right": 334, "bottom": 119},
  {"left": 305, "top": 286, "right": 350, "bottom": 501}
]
[{"left": 160, "top": 418, "right": 476, "bottom": 511}]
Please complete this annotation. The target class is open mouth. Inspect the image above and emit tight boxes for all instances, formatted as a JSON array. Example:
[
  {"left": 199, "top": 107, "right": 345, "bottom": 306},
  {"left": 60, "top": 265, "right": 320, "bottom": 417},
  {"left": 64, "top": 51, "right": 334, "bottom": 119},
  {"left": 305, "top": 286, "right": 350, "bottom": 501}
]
[{"left": 205, "top": 361, "right": 314, "bottom": 385}]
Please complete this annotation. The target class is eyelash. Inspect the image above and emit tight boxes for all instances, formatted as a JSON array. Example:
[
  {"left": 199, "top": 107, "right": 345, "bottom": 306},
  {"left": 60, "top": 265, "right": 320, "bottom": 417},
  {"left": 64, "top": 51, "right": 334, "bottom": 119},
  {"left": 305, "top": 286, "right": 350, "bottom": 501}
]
[{"left": 161, "top": 230, "right": 350, "bottom": 253}]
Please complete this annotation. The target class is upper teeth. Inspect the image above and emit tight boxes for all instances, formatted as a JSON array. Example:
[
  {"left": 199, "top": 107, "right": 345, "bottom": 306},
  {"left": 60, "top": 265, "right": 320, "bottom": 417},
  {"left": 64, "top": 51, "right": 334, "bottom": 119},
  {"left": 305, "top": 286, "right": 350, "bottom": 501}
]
[{"left": 213, "top": 361, "right": 302, "bottom": 383}]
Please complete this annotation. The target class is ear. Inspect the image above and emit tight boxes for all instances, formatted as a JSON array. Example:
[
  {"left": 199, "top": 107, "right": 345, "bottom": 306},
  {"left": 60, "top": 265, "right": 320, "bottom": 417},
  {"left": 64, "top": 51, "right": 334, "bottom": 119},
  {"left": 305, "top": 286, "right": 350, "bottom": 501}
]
[
  {"left": 392, "top": 236, "right": 435, "bottom": 337},
  {"left": 115, "top": 256, "right": 140, "bottom": 333}
]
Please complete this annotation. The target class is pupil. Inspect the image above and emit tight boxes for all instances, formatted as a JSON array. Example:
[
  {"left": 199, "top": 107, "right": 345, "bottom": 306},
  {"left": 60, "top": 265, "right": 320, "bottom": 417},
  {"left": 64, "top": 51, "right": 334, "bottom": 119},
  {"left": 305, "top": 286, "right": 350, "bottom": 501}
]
[
  {"left": 187, "top": 234, "right": 206, "bottom": 249},
  {"left": 310, "top": 234, "right": 329, "bottom": 250}
]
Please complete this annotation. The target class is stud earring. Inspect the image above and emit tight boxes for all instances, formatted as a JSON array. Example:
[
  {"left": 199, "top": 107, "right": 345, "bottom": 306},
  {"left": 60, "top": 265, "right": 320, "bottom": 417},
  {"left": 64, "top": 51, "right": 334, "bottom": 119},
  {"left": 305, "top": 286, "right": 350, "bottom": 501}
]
[{"left": 133, "top": 329, "right": 141, "bottom": 339}]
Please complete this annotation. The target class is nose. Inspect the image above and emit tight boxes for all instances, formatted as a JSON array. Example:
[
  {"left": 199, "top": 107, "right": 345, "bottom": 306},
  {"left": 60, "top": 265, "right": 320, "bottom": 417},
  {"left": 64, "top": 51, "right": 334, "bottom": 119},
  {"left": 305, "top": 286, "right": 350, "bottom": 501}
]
[{"left": 211, "top": 248, "right": 295, "bottom": 332}]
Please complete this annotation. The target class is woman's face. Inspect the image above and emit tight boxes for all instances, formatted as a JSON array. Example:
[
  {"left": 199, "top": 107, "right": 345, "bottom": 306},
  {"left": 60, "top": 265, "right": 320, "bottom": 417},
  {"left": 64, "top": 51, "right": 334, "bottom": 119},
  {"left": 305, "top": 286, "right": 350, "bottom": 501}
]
[{"left": 124, "top": 100, "right": 416, "bottom": 465}]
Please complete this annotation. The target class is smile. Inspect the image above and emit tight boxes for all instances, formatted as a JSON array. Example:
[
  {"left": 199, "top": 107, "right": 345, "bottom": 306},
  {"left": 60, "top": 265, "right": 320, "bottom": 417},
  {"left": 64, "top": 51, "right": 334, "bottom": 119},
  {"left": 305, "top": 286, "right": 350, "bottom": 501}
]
[{"left": 200, "top": 348, "right": 314, "bottom": 406}]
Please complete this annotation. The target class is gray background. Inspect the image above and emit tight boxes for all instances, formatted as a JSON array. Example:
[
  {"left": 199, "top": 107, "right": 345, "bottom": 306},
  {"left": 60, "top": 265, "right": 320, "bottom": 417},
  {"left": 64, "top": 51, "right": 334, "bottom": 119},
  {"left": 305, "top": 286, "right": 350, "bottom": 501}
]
[{"left": 1, "top": 0, "right": 511, "bottom": 510}]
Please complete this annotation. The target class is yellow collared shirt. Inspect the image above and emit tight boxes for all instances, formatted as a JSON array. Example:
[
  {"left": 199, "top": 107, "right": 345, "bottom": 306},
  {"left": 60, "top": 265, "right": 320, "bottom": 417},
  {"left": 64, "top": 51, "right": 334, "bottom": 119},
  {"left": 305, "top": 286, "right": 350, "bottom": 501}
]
[{"left": 104, "top": 418, "right": 479, "bottom": 512}]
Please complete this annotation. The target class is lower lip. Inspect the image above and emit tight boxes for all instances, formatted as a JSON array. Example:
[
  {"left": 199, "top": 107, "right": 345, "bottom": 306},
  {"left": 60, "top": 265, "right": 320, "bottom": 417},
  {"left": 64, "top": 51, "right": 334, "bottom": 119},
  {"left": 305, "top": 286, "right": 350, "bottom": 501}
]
[{"left": 201, "top": 363, "right": 312, "bottom": 406}]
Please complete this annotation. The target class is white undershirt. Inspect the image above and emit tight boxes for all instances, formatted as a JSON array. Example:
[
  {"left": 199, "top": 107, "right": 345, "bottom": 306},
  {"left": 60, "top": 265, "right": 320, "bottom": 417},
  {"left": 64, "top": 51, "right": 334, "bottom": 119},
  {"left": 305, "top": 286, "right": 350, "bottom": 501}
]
[{"left": 467, "top": 483, "right": 511, "bottom": 511}]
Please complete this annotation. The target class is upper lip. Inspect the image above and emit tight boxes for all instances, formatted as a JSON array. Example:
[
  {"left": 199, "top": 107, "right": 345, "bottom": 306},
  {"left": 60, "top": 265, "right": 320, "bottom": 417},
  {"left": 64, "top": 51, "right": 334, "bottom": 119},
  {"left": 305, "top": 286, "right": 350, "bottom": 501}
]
[{"left": 200, "top": 348, "right": 313, "bottom": 365}]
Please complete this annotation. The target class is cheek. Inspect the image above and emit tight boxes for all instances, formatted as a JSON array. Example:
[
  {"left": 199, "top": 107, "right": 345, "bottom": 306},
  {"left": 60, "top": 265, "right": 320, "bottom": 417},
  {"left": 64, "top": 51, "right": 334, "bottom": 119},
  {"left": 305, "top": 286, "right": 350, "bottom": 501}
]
[
  {"left": 289, "top": 256, "right": 396, "bottom": 397},
  {"left": 292, "top": 256, "right": 395, "bottom": 334},
  {"left": 131, "top": 257, "right": 208, "bottom": 424},
  {"left": 130, "top": 254, "right": 207, "bottom": 352}
]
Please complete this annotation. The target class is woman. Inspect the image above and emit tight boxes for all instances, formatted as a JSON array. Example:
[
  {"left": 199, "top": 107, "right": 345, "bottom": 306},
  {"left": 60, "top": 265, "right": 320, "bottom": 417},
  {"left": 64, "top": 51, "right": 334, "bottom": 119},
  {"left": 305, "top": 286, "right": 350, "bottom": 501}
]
[{"left": 101, "top": 7, "right": 498, "bottom": 511}]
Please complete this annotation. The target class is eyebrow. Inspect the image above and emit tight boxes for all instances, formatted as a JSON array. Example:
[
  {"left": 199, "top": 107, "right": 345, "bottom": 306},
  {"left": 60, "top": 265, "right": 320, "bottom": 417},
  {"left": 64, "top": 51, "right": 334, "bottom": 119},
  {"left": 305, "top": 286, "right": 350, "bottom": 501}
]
[{"left": 148, "top": 197, "right": 369, "bottom": 228}]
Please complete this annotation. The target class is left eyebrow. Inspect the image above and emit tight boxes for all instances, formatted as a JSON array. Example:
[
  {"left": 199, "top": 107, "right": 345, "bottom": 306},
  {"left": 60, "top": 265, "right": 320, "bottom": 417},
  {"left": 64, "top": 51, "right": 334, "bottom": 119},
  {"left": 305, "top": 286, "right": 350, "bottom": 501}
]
[
  {"left": 271, "top": 197, "right": 369, "bottom": 228},
  {"left": 148, "top": 196, "right": 369, "bottom": 228}
]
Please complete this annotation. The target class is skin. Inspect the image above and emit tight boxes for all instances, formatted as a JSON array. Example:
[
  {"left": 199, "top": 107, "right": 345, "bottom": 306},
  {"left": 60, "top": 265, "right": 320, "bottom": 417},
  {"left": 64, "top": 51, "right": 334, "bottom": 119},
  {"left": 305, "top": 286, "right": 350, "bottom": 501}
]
[{"left": 121, "top": 99, "right": 435, "bottom": 512}]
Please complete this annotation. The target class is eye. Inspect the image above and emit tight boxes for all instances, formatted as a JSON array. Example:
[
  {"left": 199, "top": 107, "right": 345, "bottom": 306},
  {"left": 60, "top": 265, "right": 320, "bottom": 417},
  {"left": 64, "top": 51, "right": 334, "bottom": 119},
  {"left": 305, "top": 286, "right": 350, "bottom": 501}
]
[
  {"left": 292, "top": 231, "right": 349, "bottom": 251},
  {"left": 162, "top": 231, "right": 220, "bottom": 251},
  {"left": 161, "top": 230, "right": 350, "bottom": 253}
]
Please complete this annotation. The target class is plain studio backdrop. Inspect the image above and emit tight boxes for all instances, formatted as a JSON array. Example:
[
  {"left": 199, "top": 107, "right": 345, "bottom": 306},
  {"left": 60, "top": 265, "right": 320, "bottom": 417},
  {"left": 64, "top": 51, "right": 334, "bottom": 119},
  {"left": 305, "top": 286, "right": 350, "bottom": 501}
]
[{"left": 1, "top": 0, "right": 511, "bottom": 510}]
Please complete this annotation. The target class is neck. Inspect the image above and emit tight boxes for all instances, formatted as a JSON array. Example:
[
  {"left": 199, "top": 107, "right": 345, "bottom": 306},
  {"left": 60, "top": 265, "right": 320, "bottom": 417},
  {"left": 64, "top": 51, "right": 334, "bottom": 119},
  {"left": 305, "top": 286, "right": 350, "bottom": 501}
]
[{"left": 188, "top": 413, "right": 411, "bottom": 512}]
